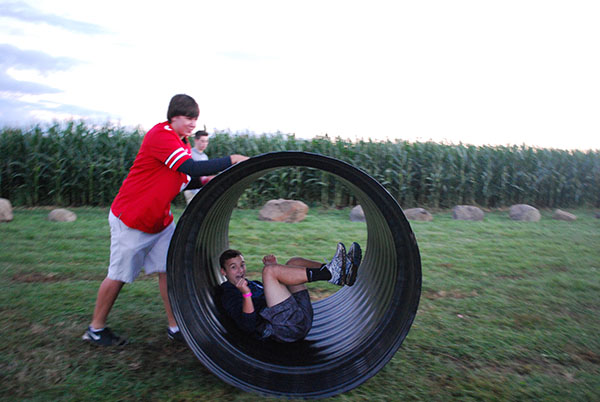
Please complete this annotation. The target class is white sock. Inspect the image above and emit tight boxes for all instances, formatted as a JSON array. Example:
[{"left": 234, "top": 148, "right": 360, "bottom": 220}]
[
  {"left": 90, "top": 326, "right": 104, "bottom": 332},
  {"left": 169, "top": 325, "right": 180, "bottom": 333}
]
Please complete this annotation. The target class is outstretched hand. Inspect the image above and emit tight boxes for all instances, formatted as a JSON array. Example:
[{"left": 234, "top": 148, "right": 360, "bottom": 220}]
[
  {"left": 230, "top": 154, "right": 249, "bottom": 164},
  {"left": 262, "top": 254, "right": 278, "bottom": 265}
]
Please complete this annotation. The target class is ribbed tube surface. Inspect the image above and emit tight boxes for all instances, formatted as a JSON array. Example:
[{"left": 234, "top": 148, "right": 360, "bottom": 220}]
[{"left": 167, "top": 151, "right": 421, "bottom": 398}]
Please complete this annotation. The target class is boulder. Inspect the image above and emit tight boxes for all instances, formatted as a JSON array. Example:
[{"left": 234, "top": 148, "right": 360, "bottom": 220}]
[
  {"left": 48, "top": 208, "right": 77, "bottom": 222},
  {"left": 349, "top": 205, "right": 365, "bottom": 222},
  {"left": 258, "top": 199, "right": 308, "bottom": 223},
  {"left": 0, "top": 198, "right": 13, "bottom": 222},
  {"left": 452, "top": 205, "right": 484, "bottom": 221},
  {"left": 404, "top": 207, "right": 433, "bottom": 222},
  {"left": 509, "top": 204, "right": 541, "bottom": 222},
  {"left": 553, "top": 209, "right": 576, "bottom": 221}
]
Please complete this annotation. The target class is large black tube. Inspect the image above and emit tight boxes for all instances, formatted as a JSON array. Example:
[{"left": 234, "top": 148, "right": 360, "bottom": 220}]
[{"left": 167, "top": 151, "right": 421, "bottom": 398}]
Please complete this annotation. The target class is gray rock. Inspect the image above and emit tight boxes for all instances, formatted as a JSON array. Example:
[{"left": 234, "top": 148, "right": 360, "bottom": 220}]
[
  {"left": 553, "top": 209, "right": 576, "bottom": 221},
  {"left": 258, "top": 199, "right": 308, "bottom": 223},
  {"left": 0, "top": 198, "right": 13, "bottom": 222},
  {"left": 404, "top": 207, "right": 433, "bottom": 221},
  {"left": 452, "top": 205, "right": 484, "bottom": 221},
  {"left": 349, "top": 205, "right": 365, "bottom": 222},
  {"left": 509, "top": 204, "right": 541, "bottom": 222},
  {"left": 48, "top": 208, "right": 77, "bottom": 222}
]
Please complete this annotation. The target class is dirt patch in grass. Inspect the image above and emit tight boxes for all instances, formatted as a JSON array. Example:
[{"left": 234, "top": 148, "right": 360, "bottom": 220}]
[
  {"left": 11, "top": 272, "right": 66, "bottom": 283},
  {"left": 424, "top": 289, "right": 479, "bottom": 300},
  {"left": 10, "top": 270, "right": 107, "bottom": 282},
  {"left": 577, "top": 350, "right": 600, "bottom": 365},
  {"left": 536, "top": 264, "right": 570, "bottom": 272},
  {"left": 411, "top": 344, "right": 591, "bottom": 382},
  {"left": 496, "top": 274, "right": 524, "bottom": 280},
  {"left": 511, "top": 313, "right": 545, "bottom": 328},
  {"left": 564, "top": 345, "right": 600, "bottom": 365},
  {"left": 478, "top": 358, "right": 581, "bottom": 384}
]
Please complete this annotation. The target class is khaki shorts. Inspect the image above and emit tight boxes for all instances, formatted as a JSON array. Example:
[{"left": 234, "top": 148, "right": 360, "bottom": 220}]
[{"left": 107, "top": 211, "right": 175, "bottom": 283}]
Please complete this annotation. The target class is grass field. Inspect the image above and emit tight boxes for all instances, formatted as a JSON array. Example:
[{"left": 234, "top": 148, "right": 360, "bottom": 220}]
[{"left": 1, "top": 207, "right": 599, "bottom": 401}]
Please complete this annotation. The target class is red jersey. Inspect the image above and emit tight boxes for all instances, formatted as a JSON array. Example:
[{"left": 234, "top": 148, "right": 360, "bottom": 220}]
[{"left": 111, "top": 122, "right": 193, "bottom": 233}]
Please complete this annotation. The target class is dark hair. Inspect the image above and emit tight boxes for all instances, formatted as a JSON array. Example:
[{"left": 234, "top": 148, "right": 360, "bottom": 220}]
[
  {"left": 194, "top": 126, "right": 209, "bottom": 140},
  {"left": 219, "top": 249, "right": 243, "bottom": 269},
  {"left": 167, "top": 94, "right": 199, "bottom": 122}
]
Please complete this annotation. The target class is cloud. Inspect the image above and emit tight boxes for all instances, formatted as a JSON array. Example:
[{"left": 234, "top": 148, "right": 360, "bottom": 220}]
[
  {"left": 0, "top": 1, "right": 111, "bottom": 125},
  {"left": 0, "top": 72, "right": 61, "bottom": 94},
  {"left": 0, "top": 96, "right": 112, "bottom": 126},
  {"left": 0, "top": 44, "right": 80, "bottom": 95},
  {"left": 0, "top": 1, "right": 107, "bottom": 35},
  {"left": 0, "top": 96, "right": 46, "bottom": 124},
  {"left": 0, "top": 43, "right": 80, "bottom": 74}
]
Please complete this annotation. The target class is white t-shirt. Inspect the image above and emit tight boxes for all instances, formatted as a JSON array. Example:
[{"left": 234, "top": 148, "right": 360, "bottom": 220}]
[{"left": 189, "top": 147, "right": 209, "bottom": 195}]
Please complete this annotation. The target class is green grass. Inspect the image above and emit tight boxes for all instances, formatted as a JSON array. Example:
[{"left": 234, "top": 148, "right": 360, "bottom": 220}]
[{"left": 1, "top": 207, "right": 599, "bottom": 401}]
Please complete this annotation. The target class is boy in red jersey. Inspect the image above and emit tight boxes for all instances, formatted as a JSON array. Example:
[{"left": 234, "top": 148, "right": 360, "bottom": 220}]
[{"left": 83, "top": 94, "right": 248, "bottom": 346}]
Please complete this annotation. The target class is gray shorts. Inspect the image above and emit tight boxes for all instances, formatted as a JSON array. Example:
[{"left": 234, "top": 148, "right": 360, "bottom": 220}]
[
  {"left": 107, "top": 211, "right": 175, "bottom": 283},
  {"left": 260, "top": 290, "right": 313, "bottom": 342}
]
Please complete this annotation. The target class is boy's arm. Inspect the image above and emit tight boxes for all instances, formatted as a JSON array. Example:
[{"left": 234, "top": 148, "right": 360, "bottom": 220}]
[
  {"left": 221, "top": 285, "right": 260, "bottom": 334},
  {"left": 178, "top": 154, "right": 248, "bottom": 178},
  {"left": 235, "top": 278, "right": 254, "bottom": 314},
  {"left": 177, "top": 157, "right": 232, "bottom": 177}
]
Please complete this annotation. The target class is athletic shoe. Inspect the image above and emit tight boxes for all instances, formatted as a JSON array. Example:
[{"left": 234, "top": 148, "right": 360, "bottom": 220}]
[
  {"left": 82, "top": 326, "right": 128, "bottom": 346},
  {"left": 325, "top": 242, "right": 346, "bottom": 286},
  {"left": 167, "top": 328, "right": 185, "bottom": 343},
  {"left": 345, "top": 242, "right": 362, "bottom": 286}
]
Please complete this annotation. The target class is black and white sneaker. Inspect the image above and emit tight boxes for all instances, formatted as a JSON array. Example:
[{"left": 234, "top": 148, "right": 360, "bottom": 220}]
[
  {"left": 167, "top": 328, "right": 185, "bottom": 343},
  {"left": 82, "top": 326, "right": 128, "bottom": 346},
  {"left": 325, "top": 242, "right": 346, "bottom": 286},
  {"left": 345, "top": 242, "right": 362, "bottom": 286}
]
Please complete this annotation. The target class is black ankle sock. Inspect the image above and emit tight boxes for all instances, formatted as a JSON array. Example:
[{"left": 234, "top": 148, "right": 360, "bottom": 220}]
[{"left": 307, "top": 264, "right": 331, "bottom": 282}]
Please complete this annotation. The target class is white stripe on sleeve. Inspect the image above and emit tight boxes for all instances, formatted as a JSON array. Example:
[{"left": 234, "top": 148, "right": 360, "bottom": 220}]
[
  {"left": 168, "top": 152, "right": 188, "bottom": 169},
  {"left": 165, "top": 148, "right": 187, "bottom": 169}
]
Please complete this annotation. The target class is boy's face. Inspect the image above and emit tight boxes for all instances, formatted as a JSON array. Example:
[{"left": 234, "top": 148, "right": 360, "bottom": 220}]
[
  {"left": 195, "top": 136, "right": 209, "bottom": 152},
  {"left": 170, "top": 116, "right": 197, "bottom": 138},
  {"left": 220, "top": 255, "right": 246, "bottom": 285}
]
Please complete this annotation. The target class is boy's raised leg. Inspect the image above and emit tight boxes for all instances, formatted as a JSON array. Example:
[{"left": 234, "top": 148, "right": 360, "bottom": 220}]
[{"left": 262, "top": 264, "right": 308, "bottom": 307}]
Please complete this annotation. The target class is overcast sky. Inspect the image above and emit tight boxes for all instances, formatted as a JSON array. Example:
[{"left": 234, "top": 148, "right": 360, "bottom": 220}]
[{"left": 1, "top": 0, "right": 599, "bottom": 150}]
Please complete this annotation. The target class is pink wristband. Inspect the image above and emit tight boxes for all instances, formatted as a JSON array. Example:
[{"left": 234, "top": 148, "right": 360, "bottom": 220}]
[{"left": 242, "top": 292, "right": 252, "bottom": 298}]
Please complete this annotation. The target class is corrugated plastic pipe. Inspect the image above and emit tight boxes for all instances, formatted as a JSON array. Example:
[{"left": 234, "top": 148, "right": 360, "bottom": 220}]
[{"left": 167, "top": 151, "right": 421, "bottom": 398}]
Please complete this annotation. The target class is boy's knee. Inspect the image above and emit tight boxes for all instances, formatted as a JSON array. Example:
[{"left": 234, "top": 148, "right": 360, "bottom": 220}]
[{"left": 262, "top": 264, "right": 276, "bottom": 278}]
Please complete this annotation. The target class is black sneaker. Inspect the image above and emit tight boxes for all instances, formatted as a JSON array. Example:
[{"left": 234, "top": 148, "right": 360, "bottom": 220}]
[
  {"left": 345, "top": 242, "right": 362, "bottom": 286},
  {"left": 325, "top": 243, "right": 346, "bottom": 286},
  {"left": 167, "top": 328, "right": 185, "bottom": 343},
  {"left": 82, "top": 326, "right": 128, "bottom": 346}
]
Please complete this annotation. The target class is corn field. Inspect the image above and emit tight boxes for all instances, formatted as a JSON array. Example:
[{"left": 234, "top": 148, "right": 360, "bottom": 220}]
[{"left": 1, "top": 122, "right": 599, "bottom": 208}]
